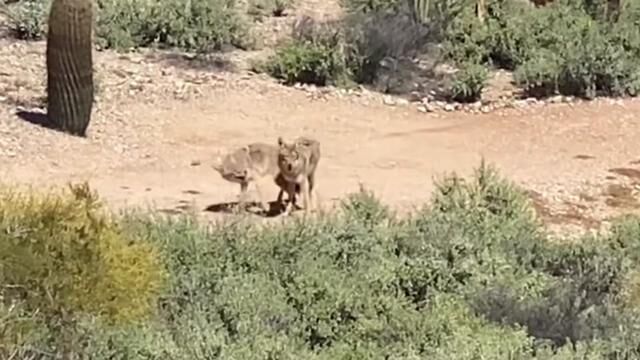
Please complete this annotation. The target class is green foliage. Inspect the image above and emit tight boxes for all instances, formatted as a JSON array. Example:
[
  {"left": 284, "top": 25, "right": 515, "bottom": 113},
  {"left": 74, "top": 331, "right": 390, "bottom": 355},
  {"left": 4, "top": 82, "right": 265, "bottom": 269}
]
[
  {"left": 443, "top": 0, "right": 640, "bottom": 98},
  {"left": 263, "top": 11, "right": 430, "bottom": 87},
  {"left": 6, "top": 162, "right": 640, "bottom": 358},
  {"left": 247, "top": 0, "right": 293, "bottom": 19},
  {"left": 340, "top": 185, "right": 391, "bottom": 226},
  {"left": 342, "top": 9, "right": 430, "bottom": 85},
  {"left": 2, "top": 0, "right": 252, "bottom": 52},
  {"left": 95, "top": 0, "right": 253, "bottom": 52},
  {"left": 340, "top": 0, "right": 403, "bottom": 14},
  {"left": 449, "top": 61, "right": 487, "bottom": 102},
  {"left": 264, "top": 39, "right": 348, "bottom": 86},
  {"left": 0, "top": 183, "right": 166, "bottom": 355},
  {"left": 262, "top": 17, "right": 353, "bottom": 86},
  {"left": 2, "top": 0, "right": 51, "bottom": 40},
  {"left": 512, "top": 3, "right": 640, "bottom": 98}
]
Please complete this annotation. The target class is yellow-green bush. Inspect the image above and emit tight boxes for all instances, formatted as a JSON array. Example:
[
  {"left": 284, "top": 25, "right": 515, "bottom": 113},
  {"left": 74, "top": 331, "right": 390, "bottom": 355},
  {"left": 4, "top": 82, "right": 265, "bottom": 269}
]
[{"left": 0, "top": 183, "right": 166, "bottom": 336}]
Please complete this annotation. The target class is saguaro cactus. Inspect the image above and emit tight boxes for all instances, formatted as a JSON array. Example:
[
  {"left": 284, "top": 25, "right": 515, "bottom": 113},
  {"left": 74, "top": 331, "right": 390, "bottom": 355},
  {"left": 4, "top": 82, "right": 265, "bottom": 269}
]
[
  {"left": 407, "top": 0, "right": 430, "bottom": 25},
  {"left": 46, "top": 0, "right": 94, "bottom": 137},
  {"left": 477, "top": 0, "right": 485, "bottom": 22}
]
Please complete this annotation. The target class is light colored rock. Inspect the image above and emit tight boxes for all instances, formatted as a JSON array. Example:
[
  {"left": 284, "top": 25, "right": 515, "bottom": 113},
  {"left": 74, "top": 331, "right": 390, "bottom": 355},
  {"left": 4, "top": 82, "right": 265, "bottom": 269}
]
[
  {"left": 549, "top": 95, "right": 564, "bottom": 104},
  {"left": 383, "top": 95, "right": 396, "bottom": 106},
  {"left": 396, "top": 98, "right": 410, "bottom": 106}
]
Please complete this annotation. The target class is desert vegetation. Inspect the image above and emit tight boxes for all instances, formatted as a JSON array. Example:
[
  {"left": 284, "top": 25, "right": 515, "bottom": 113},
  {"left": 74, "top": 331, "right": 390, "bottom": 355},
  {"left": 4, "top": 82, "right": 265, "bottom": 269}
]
[
  {"left": 2, "top": 0, "right": 639, "bottom": 103},
  {"left": 2, "top": 0, "right": 640, "bottom": 358},
  {"left": 2, "top": 164, "right": 640, "bottom": 358}
]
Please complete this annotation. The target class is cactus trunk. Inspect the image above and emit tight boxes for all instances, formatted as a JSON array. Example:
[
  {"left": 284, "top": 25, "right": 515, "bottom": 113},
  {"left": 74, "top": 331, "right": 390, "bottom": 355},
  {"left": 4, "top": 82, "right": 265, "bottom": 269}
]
[
  {"left": 407, "top": 0, "right": 430, "bottom": 25},
  {"left": 477, "top": 0, "right": 486, "bottom": 22},
  {"left": 46, "top": 0, "right": 94, "bottom": 137}
]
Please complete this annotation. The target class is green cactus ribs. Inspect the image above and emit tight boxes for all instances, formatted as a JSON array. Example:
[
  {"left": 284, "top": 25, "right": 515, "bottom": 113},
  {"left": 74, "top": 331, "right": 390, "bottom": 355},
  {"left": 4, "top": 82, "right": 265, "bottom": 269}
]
[
  {"left": 46, "top": 0, "right": 94, "bottom": 137},
  {"left": 407, "top": 0, "right": 430, "bottom": 25}
]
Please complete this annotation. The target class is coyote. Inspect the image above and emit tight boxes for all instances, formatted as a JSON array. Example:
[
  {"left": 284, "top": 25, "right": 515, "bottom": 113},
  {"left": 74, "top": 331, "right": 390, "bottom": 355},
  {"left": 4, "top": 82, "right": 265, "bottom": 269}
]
[
  {"left": 277, "top": 136, "right": 321, "bottom": 214},
  {"left": 212, "top": 142, "right": 295, "bottom": 213}
]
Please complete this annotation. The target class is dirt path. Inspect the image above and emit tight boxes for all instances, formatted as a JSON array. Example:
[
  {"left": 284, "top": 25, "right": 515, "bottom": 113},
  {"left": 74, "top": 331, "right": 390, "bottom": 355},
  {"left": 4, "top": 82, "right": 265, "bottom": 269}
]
[{"left": 1, "top": 40, "right": 640, "bottom": 235}]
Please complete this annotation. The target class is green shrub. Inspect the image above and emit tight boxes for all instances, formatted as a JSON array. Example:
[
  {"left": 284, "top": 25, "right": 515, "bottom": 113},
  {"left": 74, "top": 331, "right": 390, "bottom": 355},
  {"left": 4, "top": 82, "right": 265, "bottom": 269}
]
[
  {"left": 0, "top": 183, "right": 166, "bottom": 355},
  {"left": 99, "top": 162, "right": 632, "bottom": 358},
  {"left": 7, "top": 162, "right": 640, "bottom": 358},
  {"left": 340, "top": 185, "right": 392, "bottom": 226},
  {"left": 441, "top": 4, "right": 490, "bottom": 65},
  {"left": 449, "top": 61, "right": 487, "bottom": 102},
  {"left": 443, "top": 0, "right": 640, "bottom": 98},
  {"left": 340, "top": 0, "right": 403, "bottom": 14},
  {"left": 264, "top": 40, "right": 348, "bottom": 86},
  {"left": 511, "top": 3, "right": 640, "bottom": 98},
  {"left": 342, "top": 9, "right": 430, "bottom": 85},
  {"left": 0, "top": 300, "right": 47, "bottom": 359},
  {"left": 247, "top": 0, "right": 293, "bottom": 19},
  {"left": 96, "top": 0, "right": 253, "bottom": 52},
  {"left": 2, "top": 0, "right": 50, "bottom": 40},
  {"left": 1, "top": 0, "right": 252, "bottom": 52},
  {"left": 263, "top": 11, "right": 430, "bottom": 87},
  {"left": 263, "top": 17, "right": 349, "bottom": 86}
]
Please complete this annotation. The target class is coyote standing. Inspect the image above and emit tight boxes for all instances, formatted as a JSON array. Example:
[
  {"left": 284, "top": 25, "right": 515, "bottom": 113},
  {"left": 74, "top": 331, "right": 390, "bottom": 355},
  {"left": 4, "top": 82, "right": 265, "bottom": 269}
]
[
  {"left": 276, "top": 136, "right": 321, "bottom": 214},
  {"left": 212, "top": 142, "right": 294, "bottom": 213}
]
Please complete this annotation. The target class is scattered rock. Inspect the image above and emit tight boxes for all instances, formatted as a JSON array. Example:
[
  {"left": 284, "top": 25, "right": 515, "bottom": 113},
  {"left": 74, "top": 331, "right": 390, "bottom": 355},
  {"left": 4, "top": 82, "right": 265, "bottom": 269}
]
[
  {"left": 549, "top": 95, "right": 564, "bottom": 104},
  {"left": 513, "top": 99, "right": 529, "bottom": 108},
  {"left": 444, "top": 104, "right": 455, "bottom": 112},
  {"left": 409, "top": 91, "right": 422, "bottom": 102},
  {"left": 383, "top": 95, "right": 396, "bottom": 106},
  {"left": 396, "top": 98, "right": 410, "bottom": 106}
]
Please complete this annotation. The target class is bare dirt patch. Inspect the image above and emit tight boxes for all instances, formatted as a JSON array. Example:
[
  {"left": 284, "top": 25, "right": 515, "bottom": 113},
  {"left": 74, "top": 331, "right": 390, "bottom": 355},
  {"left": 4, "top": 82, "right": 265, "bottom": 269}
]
[{"left": 1, "top": 30, "right": 640, "bottom": 234}]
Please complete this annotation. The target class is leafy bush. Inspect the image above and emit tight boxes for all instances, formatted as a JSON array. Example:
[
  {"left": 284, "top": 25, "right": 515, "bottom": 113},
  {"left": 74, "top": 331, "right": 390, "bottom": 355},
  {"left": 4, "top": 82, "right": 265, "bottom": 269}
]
[
  {"left": 512, "top": 3, "right": 640, "bottom": 98},
  {"left": 442, "top": 0, "right": 640, "bottom": 98},
  {"left": 342, "top": 9, "right": 430, "bottom": 85},
  {"left": 448, "top": 61, "right": 487, "bottom": 102},
  {"left": 6, "top": 162, "right": 640, "bottom": 358},
  {"left": 0, "top": 183, "right": 166, "bottom": 356},
  {"left": 262, "top": 16, "right": 349, "bottom": 86},
  {"left": 1, "top": 0, "right": 50, "bottom": 40},
  {"left": 340, "top": 0, "right": 404, "bottom": 14},
  {"left": 263, "top": 11, "right": 430, "bottom": 87},
  {"left": 1, "top": 0, "right": 252, "bottom": 52},
  {"left": 96, "top": 0, "right": 253, "bottom": 52},
  {"left": 263, "top": 41, "right": 348, "bottom": 86},
  {"left": 247, "top": 0, "right": 293, "bottom": 19}
]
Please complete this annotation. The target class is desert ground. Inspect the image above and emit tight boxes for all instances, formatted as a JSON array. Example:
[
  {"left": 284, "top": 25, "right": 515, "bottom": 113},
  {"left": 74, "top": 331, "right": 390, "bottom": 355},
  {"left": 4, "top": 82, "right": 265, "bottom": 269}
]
[{"left": 1, "top": 2, "right": 640, "bottom": 237}]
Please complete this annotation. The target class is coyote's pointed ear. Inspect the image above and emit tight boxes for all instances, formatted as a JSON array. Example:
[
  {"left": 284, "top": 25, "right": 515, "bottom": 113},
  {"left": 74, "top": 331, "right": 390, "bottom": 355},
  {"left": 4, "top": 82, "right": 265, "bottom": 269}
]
[{"left": 211, "top": 151, "right": 224, "bottom": 173}]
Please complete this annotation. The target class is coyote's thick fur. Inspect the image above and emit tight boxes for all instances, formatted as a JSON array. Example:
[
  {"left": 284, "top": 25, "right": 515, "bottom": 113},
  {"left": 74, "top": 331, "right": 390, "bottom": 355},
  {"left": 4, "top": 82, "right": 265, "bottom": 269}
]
[
  {"left": 213, "top": 142, "right": 294, "bottom": 213},
  {"left": 276, "top": 136, "right": 321, "bottom": 214}
]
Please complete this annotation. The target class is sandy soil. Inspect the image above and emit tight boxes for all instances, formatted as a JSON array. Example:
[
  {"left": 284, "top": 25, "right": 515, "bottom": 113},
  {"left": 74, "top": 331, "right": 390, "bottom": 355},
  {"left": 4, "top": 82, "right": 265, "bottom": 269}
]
[{"left": 1, "top": 29, "right": 640, "bottom": 236}]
